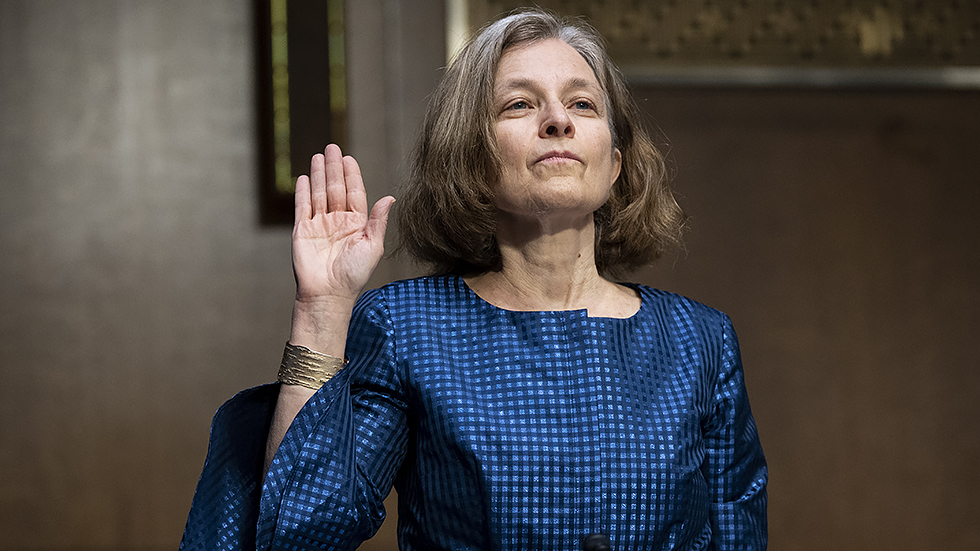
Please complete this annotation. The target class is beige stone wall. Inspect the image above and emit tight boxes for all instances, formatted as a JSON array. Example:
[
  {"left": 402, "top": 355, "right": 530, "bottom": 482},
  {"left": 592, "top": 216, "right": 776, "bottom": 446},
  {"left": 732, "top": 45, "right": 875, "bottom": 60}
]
[
  {"left": 0, "top": 2, "right": 283, "bottom": 548},
  {"left": 0, "top": 0, "right": 438, "bottom": 548}
]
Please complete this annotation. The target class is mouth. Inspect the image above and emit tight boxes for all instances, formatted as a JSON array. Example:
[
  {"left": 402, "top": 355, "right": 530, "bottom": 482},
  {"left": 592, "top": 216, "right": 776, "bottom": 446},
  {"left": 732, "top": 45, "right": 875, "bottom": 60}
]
[{"left": 534, "top": 150, "right": 582, "bottom": 164}]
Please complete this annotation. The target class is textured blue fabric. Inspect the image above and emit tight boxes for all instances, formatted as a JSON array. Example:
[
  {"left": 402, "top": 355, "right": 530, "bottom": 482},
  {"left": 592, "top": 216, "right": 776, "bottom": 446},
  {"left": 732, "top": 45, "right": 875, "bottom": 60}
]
[{"left": 181, "top": 275, "right": 767, "bottom": 550}]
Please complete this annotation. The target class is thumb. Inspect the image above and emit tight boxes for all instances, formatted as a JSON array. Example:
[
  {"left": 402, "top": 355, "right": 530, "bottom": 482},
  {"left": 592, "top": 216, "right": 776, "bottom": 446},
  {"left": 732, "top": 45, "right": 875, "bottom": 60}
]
[{"left": 365, "top": 196, "right": 396, "bottom": 243}]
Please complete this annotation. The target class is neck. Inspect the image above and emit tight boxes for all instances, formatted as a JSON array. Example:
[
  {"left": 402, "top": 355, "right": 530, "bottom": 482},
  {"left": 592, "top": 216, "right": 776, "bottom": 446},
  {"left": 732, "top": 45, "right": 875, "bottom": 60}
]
[{"left": 465, "top": 213, "right": 640, "bottom": 318}]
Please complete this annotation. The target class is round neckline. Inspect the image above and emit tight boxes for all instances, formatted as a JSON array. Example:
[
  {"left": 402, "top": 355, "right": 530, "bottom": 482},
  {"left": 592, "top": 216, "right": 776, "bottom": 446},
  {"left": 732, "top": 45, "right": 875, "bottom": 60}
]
[{"left": 454, "top": 275, "right": 644, "bottom": 321}]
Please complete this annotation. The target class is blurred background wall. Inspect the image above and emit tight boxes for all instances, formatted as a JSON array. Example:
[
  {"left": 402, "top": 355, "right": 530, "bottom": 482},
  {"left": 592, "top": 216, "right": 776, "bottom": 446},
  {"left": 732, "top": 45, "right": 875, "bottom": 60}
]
[{"left": 0, "top": 1, "right": 977, "bottom": 550}]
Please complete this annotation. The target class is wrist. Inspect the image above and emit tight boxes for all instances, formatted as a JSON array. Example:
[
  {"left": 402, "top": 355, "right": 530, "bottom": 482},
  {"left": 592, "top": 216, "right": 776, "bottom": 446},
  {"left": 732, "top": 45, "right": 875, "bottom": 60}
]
[{"left": 289, "top": 297, "right": 355, "bottom": 356}]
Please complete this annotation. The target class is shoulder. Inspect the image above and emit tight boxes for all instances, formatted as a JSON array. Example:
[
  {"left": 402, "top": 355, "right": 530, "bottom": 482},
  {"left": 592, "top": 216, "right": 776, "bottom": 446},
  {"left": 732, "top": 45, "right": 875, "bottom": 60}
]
[
  {"left": 377, "top": 274, "right": 459, "bottom": 297},
  {"left": 356, "top": 275, "right": 464, "bottom": 315},
  {"left": 629, "top": 283, "right": 733, "bottom": 339},
  {"left": 628, "top": 285, "right": 741, "bottom": 387}
]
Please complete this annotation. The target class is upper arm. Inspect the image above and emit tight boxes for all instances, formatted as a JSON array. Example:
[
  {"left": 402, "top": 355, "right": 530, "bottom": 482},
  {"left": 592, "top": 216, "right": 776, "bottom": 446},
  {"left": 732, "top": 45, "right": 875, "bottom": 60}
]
[{"left": 701, "top": 315, "right": 768, "bottom": 549}]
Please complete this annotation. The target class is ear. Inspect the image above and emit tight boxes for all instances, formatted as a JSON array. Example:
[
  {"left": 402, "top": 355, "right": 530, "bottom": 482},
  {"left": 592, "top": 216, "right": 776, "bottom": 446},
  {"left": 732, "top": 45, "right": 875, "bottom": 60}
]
[{"left": 610, "top": 147, "right": 623, "bottom": 185}]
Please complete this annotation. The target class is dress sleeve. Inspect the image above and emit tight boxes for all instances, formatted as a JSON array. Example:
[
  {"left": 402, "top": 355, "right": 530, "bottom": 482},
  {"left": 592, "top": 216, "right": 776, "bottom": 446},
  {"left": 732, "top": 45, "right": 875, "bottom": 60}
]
[
  {"left": 180, "top": 289, "right": 409, "bottom": 551},
  {"left": 701, "top": 314, "right": 768, "bottom": 550},
  {"left": 179, "top": 384, "right": 279, "bottom": 551}
]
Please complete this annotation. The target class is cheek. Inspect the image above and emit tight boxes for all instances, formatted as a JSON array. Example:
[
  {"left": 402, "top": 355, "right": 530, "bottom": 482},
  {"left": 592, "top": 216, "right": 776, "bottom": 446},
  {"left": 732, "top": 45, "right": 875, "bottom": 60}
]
[
  {"left": 499, "top": 130, "right": 527, "bottom": 158},
  {"left": 492, "top": 130, "right": 526, "bottom": 194},
  {"left": 496, "top": 120, "right": 533, "bottom": 156}
]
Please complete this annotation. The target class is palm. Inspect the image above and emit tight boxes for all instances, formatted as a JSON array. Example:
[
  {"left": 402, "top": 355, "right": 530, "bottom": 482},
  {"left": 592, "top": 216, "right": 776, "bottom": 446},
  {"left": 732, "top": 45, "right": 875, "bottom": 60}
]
[{"left": 292, "top": 145, "right": 394, "bottom": 304}]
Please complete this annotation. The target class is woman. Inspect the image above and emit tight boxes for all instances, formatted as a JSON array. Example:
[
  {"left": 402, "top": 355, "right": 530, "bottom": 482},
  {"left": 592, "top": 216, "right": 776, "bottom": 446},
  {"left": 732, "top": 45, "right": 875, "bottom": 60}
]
[{"left": 182, "top": 9, "right": 767, "bottom": 551}]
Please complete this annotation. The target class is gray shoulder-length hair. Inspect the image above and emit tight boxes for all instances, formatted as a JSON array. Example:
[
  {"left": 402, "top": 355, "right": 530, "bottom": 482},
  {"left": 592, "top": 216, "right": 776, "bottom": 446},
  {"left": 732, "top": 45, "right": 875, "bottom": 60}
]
[{"left": 396, "top": 8, "right": 685, "bottom": 277}]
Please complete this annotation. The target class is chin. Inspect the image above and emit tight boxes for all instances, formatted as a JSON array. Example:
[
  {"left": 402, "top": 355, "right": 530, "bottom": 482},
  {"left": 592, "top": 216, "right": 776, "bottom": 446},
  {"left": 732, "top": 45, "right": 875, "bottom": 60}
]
[
  {"left": 510, "top": 199, "right": 606, "bottom": 225},
  {"left": 495, "top": 181, "right": 611, "bottom": 222},
  {"left": 535, "top": 193, "right": 610, "bottom": 216}
]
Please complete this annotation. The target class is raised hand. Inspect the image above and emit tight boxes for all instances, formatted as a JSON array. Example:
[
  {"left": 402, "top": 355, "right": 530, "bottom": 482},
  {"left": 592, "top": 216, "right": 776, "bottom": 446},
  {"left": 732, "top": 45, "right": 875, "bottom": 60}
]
[{"left": 289, "top": 144, "right": 395, "bottom": 354}]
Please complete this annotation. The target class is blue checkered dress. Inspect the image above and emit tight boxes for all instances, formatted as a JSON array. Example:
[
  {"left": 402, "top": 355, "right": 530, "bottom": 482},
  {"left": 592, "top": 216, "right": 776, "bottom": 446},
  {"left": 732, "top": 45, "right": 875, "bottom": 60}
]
[{"left": 181, "top": 276, "right": 767, "bottom": 550}]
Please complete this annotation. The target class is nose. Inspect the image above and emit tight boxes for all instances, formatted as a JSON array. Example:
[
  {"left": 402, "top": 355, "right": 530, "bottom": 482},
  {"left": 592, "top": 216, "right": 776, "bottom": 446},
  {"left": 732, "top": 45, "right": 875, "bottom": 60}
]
[{"left": 539, "top": 101, "right": 574, "bottom": 138}]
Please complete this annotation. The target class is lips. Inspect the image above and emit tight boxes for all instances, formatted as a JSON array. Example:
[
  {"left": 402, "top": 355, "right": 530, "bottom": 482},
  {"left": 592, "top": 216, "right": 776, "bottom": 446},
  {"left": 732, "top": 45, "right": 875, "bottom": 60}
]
[{"left": 534, "top": 150, "right": 582, "bottom": 164}]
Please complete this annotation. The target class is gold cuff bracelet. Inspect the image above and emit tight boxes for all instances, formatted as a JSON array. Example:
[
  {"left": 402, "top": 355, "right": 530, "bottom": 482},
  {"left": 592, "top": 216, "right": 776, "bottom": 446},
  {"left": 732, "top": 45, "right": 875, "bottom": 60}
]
[{"left": 277, "top": 342, "right": 347, "bottom": 390}]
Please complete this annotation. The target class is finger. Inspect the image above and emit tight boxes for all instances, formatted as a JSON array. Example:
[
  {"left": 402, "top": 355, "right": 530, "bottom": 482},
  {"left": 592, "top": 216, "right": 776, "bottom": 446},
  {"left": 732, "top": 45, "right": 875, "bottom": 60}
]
[
  {"left": 309, "top": 153, "right": 327, "bottom": 214},
  {"left": 324, "top": 144, "right": 347, "bottom": 212},
  {"left": 343, "top": 155, "right": 367, "bottom": 214},
  {"left": 365, "top": 196, "right": 396, "bottom": 244},
  {"left": 294, "top": 175, "right": 312, "bottom": 223}
]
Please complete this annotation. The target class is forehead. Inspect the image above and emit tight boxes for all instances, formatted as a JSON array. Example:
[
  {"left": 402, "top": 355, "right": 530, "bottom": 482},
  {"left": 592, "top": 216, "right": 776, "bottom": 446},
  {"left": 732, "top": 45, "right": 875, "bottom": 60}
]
[{"left": 494, "top": 39, "right": 601, "bottom": 93}]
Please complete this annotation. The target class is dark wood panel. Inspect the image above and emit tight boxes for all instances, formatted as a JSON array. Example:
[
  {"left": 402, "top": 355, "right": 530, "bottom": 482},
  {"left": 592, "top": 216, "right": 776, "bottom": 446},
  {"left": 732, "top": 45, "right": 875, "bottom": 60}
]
[{"left": 631, "top": 87, "right": 980, "bottom": 550}]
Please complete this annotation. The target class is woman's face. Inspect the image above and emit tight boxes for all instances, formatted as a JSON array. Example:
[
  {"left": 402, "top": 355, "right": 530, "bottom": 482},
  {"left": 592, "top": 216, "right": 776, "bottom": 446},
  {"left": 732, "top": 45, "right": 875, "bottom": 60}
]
[{"left": 492, "top": 39, "right": 622, "bottom": 226}]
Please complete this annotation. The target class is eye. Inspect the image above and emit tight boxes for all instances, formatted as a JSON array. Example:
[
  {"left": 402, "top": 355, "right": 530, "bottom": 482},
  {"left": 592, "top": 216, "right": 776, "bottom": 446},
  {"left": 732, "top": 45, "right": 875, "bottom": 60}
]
[
  {"left": 573, "top": 100, "right": 595, "bottom": 110},
  {"left": 506, "top": 100, "right": 529, "bottom": 111}
]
